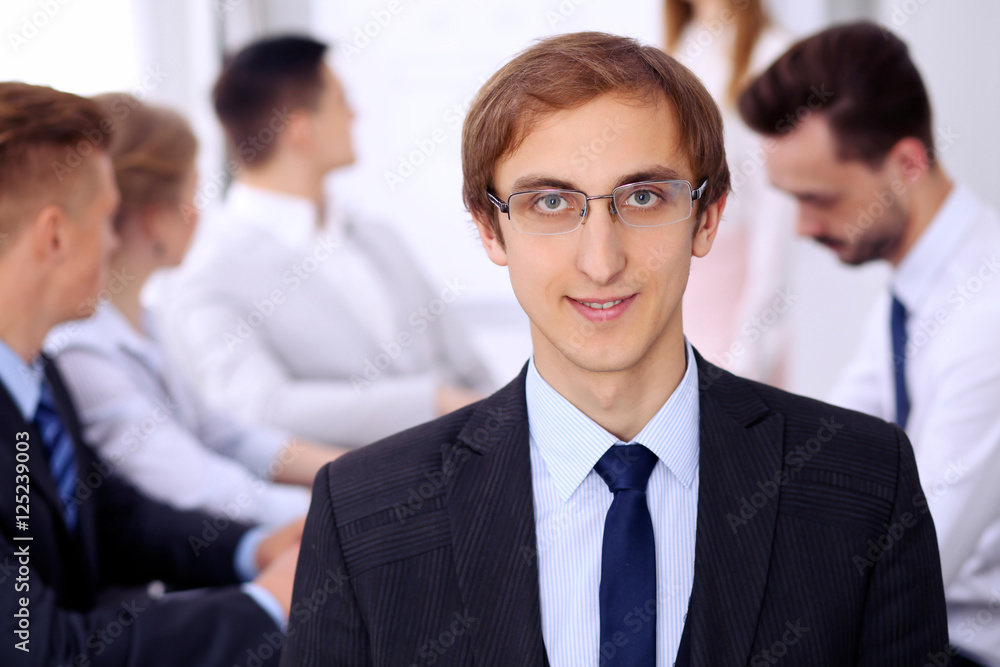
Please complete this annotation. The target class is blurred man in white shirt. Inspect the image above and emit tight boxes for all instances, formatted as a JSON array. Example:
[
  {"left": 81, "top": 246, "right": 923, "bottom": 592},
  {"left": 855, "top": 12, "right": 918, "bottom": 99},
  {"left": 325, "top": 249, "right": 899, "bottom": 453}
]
[
  {"left": 740, "top": 22, "right": 1000, "bottom": 667},
  {"left": 157, "top": 36, "right": 493, "bottom": 447}
]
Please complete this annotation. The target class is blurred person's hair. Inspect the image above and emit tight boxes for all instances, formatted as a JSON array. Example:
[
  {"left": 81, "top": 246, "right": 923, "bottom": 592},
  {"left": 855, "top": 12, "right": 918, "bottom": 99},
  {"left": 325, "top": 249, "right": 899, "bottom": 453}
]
[
  {"left": 213, "top": 34, "right": 327, "bottom": 166},
  {"left": 737, "top": 21, "right": 934, "bottom": 168},
  {"left": 665, "top": 0, "right": 769, "bottom": 104},
  {"left": 92, "top": 94, "right": 197, "bottom": 231},
  {"left": 462, "top": 31, "right": 729, "bottom": 247},
  {"left": 0, "top": 82, "right": 109, "bottom": 251}
]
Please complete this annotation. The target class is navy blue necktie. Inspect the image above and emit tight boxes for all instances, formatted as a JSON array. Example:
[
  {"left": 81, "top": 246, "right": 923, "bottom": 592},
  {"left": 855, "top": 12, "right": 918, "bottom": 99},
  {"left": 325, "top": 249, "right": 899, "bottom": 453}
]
[
  {"left": 34, "top": 380, "right": 79, "bottom": 530},
  {"left": 595, "top": 444, "right": 658, "bottom": 667},
  {"left": 890, "top": 294, "right": 911, "bottom": 428}
]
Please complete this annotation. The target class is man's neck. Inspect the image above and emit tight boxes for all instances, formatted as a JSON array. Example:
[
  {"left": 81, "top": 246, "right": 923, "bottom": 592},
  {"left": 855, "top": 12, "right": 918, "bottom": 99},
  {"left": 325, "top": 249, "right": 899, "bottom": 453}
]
[
  {"left": 889, "top": 168, "right": 954, "bottom": 267},
  {"left": 0, "top": 266, "right": 48, "bottom": 363},
  {"left": 532, "top": 328, "right": 688, "bottom": 443},
  {"left": 237, "top": 156, "right": 326, "bottom": 210},
  {"left": 107, "top": 253, "right": 153, "bottom": 334}
]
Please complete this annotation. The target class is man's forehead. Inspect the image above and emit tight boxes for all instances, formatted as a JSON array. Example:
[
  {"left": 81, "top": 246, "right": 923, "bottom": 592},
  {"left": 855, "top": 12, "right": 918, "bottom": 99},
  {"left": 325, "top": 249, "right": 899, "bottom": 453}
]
[{"left": 496, "top": 94, "right": 690, "bottom": 184}]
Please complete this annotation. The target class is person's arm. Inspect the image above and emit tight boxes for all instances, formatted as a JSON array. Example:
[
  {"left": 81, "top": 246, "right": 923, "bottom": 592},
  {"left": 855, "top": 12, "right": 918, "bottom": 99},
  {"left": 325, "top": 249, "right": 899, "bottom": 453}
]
[
  {"left": 855, "top": 427, "right": 949, "bottom": 664},
  {"left": 55, "top": 349, "right": 310, "bottom": 525},
  {"left": 367, "top": 221, "right": 496, "bottom": 397},
  {"left": 905, "top": 306, "right": 1000, "bottom": 587},
  {"left": 171, "top": 299, "right": 442, "bottom": 447},
  {"left": 280, "top": 464, "right": 372, "bottom": 666},
  {"left": 176, "top": 363, "right": 346, "bottom": 487}
]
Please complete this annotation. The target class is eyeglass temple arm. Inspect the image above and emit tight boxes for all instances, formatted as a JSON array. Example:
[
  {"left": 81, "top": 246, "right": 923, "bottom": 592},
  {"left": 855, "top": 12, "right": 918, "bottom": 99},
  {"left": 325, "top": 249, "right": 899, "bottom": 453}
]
[
  {"left": 691, "top": 179, "right": 708, "bottom": 201},
  {"left": 486, "top": 191, "right": 509, "bottom": 214}
]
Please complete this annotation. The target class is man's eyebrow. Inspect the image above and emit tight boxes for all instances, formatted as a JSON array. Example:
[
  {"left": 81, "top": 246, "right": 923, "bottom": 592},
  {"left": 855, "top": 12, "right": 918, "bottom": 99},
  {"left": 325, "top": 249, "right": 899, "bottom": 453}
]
[
  {"left": 616, "top": 167, "right": 686, "bottom": 187},
  {"left": 508, "top": 166, "right": 689, "bottom": 194},
  {"left": 509, "top": 174, "right": 578, "bottom": 193}
]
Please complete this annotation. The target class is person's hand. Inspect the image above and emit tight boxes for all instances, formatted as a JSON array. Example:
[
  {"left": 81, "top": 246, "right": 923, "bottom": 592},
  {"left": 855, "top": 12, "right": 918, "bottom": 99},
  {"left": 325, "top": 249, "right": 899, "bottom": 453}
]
[
  {"left": 436, "top": 384, "right": 485, "bottom": 416},
  {"left": 253, "top": 544, "right": 300, "bottom": 616},
  {"left": 255, "top": 517, "right": 305, "bottom": 571}
]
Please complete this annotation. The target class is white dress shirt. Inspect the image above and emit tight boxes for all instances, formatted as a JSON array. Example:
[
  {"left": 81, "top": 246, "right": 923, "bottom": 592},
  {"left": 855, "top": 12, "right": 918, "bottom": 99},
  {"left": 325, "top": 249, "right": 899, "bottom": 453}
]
[
  {"left": 527, "top": 342, "right": 700, "bottom": 667},
  {"left": 154, "top": 183, "right": 493, "bottom": 447},
  {"left": 829, "top": 183, "right": 1000, "bottom": 665},
  {"left": 46, "top": 303, "right": 310, "bottom": 526}
]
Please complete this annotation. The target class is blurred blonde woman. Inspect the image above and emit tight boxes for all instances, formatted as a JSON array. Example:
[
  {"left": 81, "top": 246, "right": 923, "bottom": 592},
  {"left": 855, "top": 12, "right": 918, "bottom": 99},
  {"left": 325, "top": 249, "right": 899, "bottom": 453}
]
[
  {"left": 47, "top": 94, "right": 342, "bottom": 525},
  {"left": 666, "top": 0, "right": 797, "bottom": 386}
]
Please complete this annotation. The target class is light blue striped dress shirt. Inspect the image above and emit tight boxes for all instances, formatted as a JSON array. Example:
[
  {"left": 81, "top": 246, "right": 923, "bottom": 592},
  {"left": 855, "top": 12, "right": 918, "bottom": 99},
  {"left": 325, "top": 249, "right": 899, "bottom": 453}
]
[{"left": 525, "top": 341, "right": 700, "bottom": 667}]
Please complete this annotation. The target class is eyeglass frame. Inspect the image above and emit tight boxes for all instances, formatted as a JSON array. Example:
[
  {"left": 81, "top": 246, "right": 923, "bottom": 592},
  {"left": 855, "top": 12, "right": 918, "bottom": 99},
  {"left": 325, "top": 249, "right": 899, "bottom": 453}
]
[{"left": 485, "top": 178, "right": 709, "bottom": 235}]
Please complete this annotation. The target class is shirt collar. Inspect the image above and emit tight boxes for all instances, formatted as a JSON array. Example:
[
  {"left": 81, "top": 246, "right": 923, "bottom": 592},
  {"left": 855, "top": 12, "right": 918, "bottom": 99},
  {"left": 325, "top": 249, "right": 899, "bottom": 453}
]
[
  {"left": 526, "top": 341, "right": 701, "bottom": 502},
  {"left": 224, "top": 182, "right": 348, "bottom": 249},
  {"left": 893, "top": 183, "right": 978, "bottom": 311},
  {"left": 0, "top": 337, "right": 44, "bottom": 421}
]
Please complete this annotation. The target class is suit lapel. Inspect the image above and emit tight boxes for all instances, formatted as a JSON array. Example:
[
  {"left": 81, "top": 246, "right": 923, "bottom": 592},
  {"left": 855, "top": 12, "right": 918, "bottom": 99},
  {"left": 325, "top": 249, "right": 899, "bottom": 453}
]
[
  {"left": 688, "top": 354, "right": 784, "bottom": 666},
  {"left": 446, "top": 366, "right": 549, "bottom": 667}
]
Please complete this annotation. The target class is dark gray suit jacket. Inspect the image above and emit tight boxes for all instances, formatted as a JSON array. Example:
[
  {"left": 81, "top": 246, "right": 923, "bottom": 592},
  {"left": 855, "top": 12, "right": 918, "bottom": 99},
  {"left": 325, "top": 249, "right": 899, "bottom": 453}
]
[{"left": 282, "top": 353, "right": 948, "bottom": 666}]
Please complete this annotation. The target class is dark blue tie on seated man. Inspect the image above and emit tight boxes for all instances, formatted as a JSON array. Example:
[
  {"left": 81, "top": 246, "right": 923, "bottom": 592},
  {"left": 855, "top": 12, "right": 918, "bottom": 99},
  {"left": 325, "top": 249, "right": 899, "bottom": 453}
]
[
  {"left": 0, "top": 81, "right": 302, "bottom": 667},
  {"left": 281, "top": 31, "right": 949, "bottom": 667}
]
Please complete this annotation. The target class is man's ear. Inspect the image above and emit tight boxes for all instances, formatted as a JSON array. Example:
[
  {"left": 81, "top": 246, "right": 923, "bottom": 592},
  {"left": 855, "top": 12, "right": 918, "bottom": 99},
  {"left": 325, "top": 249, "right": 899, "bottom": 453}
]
[
  {"left": 283, "top": 110, "right": 313, "bottom": 153},
  {"left": 692, "top": 191, "right": 727, "bottom": 259},
  {"left": 474, "top": 215, "right": 508, "bottom": 267},
  {"left": 890, "top": 137, "right": 931, "bottom": 184},
  {"left": 30, "top": 204, "right": 72, "bottom": 264}
]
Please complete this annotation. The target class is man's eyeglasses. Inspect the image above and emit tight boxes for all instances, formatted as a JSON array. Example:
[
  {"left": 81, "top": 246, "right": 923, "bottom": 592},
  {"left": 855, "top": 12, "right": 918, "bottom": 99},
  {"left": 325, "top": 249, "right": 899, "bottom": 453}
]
[{"left": 486, "top": 179, "right": 708, "bottom": 235}]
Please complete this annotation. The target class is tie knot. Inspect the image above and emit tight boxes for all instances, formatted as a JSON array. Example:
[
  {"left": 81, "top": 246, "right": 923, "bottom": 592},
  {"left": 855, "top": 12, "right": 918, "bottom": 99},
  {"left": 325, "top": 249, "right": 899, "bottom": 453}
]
[{"left": 595, "top": 444, "right": 658, "bottom": 493}]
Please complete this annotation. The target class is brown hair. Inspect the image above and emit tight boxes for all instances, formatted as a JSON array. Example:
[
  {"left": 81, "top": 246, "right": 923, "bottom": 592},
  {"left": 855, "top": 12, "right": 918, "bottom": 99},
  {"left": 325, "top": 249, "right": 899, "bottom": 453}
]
[
  {"left": 737, "top": 22, "right": 934, "bottom": 167},
  {"left": 665, "top": 0, "right": 769, "bottom": 105},
  {"left": 213, "top": 35, "right": 327, "bottom": 166},
  {"left": 462, "top": 31, "right": 729, "bottom": 246},
  {"left": 0, "top": 82, "right": 108, "bottom": 249},
  {"left": 92, "top": 94, "right": 197, "bottom": 230}
]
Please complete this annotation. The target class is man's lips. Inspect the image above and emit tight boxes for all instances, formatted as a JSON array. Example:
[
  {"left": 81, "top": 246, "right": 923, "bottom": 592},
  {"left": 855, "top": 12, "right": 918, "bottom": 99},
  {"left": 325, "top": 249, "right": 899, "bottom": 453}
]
[{"left": 568, "top": 294, "right": 636, "bottom": 322}]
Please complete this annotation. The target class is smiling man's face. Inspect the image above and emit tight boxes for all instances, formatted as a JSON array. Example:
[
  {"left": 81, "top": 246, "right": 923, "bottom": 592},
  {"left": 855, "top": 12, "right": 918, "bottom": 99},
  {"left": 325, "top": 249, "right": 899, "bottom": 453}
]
[{"left": 476, "top": 94, "right": 722, "bottom": 385}]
